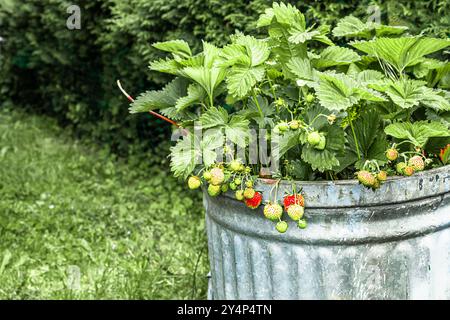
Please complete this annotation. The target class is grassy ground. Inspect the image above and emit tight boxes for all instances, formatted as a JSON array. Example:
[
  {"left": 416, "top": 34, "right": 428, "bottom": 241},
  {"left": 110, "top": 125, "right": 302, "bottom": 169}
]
[{"left": 0, "top": 108, "right": 208, "bottom": 299}]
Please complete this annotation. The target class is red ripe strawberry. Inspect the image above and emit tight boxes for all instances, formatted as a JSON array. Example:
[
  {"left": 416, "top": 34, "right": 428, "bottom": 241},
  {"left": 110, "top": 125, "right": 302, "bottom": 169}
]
[
  {"left": 283, "top": 194, "right": 304, "bottom": 209},
  {"left": 245, "top": 191, "right": 263, "bottom": 209},
  {"left": 440, "top": 144, "right": 450, "bottom": 163}
]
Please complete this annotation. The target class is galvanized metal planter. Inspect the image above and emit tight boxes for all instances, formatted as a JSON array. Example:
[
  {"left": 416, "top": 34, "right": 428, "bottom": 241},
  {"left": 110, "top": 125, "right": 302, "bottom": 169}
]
[{"left": 204, "top": 165, "right": 450, "bottom": 300}]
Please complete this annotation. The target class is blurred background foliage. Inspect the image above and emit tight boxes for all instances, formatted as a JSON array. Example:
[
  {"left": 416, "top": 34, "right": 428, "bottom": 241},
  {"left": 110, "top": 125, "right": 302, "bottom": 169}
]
[{"left": 0, "top": 0, "right": 449, "bottom": 156}]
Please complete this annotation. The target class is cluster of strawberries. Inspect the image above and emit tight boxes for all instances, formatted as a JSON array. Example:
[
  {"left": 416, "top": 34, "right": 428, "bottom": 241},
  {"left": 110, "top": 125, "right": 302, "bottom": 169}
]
[
  {"left": 187, "top": 161, "right": 308, "bottom": 234},
  {"left": 386, "top": 149, "right": 426, "bottom": 177},
  {"left": 356, "top": 147, "right": 427, "bottom": 190},
  {"left": 356, "top": 169, "right": 387, "bottom": 190},
  {"left": 187, "top": 160, "right": 260, "bottom": 203},
  {"left": 262, "top": 194, "right": 307, "bottom": 233}
]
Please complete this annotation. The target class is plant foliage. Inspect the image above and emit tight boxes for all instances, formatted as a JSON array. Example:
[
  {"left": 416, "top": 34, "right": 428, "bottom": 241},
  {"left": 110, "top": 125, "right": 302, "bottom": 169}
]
[{"left": 126, "top": 2, "right": 450, "bottom": 182}]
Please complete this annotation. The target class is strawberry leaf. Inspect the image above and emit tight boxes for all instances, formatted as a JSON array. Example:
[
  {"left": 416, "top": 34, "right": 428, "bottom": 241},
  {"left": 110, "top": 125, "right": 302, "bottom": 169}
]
[
  {"left": 200, "top": 107, "right": 249, "bottom": 147},
  {"left": 385, "top": 121, "right": 450, "bottom": 147},
  {"left": 313, "top": 46, "right": 361, "bottom": 69},
  {"left": 130, "top": 78, "right": 187, "bottom": 114}
]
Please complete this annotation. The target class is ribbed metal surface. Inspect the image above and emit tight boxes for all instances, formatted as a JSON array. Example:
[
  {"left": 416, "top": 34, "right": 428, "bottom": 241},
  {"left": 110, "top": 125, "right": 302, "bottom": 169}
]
[{"left": 205, "top": 165, "right": 450, "bottom": 300}]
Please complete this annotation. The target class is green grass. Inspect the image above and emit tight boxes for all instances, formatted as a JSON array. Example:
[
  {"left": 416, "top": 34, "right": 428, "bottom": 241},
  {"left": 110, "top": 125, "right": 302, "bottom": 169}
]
[{"left": 0, "top": 108, "right": 208, "bottom": 299}]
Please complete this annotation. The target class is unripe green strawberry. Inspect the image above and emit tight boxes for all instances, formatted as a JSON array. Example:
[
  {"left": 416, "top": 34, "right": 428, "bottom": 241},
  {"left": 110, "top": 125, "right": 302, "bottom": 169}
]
[
  {"left": 188, "top": 176, "right": 201, "bottom": 190},
  {"left": 245, "top": 180, "right": 253, "bottom": 188},
  {"left": 373, "top": 178, "right": 381, "bottom": 189},
  {"left": 289, "top": 120, "right": 300, "bottom": 130},
  {"left": 314, "top": 135, "right": 326, "bottom": 151},
  {"left": 208, "top": 184, "right": 221, "bottom": 197},
  {"left": 376, "top": 171, "right": 387, "bottom": 182},
  {"left": 408, "top": 156, "right": 425, "bottom": 171},
  {"left": 276, "top": 221, "right": 288, "bottom": 233},
  {"left": 234, "top": 178, "right": 242, "bottom": 185},
  {"left": 357, "top": 170, "right": 376, "bottom": 187},
  {"left": 203, "top": 171, "right": 212, "bottom": 181},
  {"left": 229, "top": 182, "right": 237, "bottom": 190},
  {"left": 221, "top": 184, "right": 229, "bottom": 193},
  {"left": 245, "top": 166, "right": 252, "bottom": 174},
  {"left": 287, "top": 204, "right": 304, "bottom": 221},
  {"left": 235, "top": 190, "right": 244, "bottom": 201},
  {"left": 403, "top": 165, "right": 415, "bottom": 176},
  {"left": 306, "top": 94, "right": 315, "bottom": 103},
  {"left": 229, "top": 160, "right": 242, "bottom": 172},
  {"left": 239, "top": 164, "right": 246, "bottom": 172},
  {"left": 396, "top": 162, "right": 407, "bottom": 174},
  {"left": 210, "top": 167, "right": 224, "bottom": 186},
  {"left": 298, "top": 219, "right": 307, "bottom": 229},
  {"left": 386, "top": 148, "right": 398, "bottom": 161},
  {"left": 263, "top": 203, "right": 283, "bottom": 221},
  {"left": 243, "top": 187, "right": 255, "bottom": 199},
  {"left": 275, "top": 98, "right": 286, "bottom": 107},
  {"left": 307, "top": 131, "right": 321, "bottom": 146},
  {"left": 278, "top": 122, "right": 289, "bottom": 132}
]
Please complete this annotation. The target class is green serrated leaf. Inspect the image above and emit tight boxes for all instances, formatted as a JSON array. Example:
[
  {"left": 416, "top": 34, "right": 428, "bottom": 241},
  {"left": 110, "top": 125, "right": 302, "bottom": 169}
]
[
  {"left": 384, "top": 79, "right": 425, "bottom": 109},
  {"left": 170, "top": 133, "right": 199, "bottom": 179},
  {"left": 351, "top": 37, "right": 450, "bottom": 73},
  {"left": 200, "top": 107, "right": 249, "bottom": 147},
  {"left": 226, "top": 66, "right": 265, "bottom": 98},
  {"left": 271, "top": 2, "right": 305, "bottom": 28},
  {"left": 316, "top": 73, "right": 358, "bottom": 111},
  {"left": 288, "top": 29, "right": 320, "bottom": 44},
  {"left": 201, "top": 129, "right": 225, "bottom": 167},
  {"left": 149, "top": 57, "right": 181, "bottom": 75},
  {"left": 234, "top": 35, "right": 270, "bottom": 67},
  {"left": 347, "top": 108, "right": 388, "bottom": 169},
  {"left": 153, "top": 39, "right": 192, "bottom": 58},
  {"left": 286, "top": 57, "right": 318, "bottom": 85},
  {"left": 314, "top": 46, "right": 361, "bottom": 69},
  {"left": 385, "top": 121, "right": 450, "bottom": 147},
  {"left": 159, "top": 106, "right": 197, "bottom": 122},
  {"left": 130, "top": 78, "right": 187, "bottom": 114},
  {"left": 181, "top": 66, "right": 226, "bottom": 100},
  {"left": 373, "top": 24, "right": 408, "bottom": 37},
  {"left": 420, "top": 88, "right": 450, "bottom": 111},
  {"left": 354, "top": 70, "right": 385, "bottom": 84},
  {"left": 333, "top": 16, "right": 408, "bottom": 39},
  {"left": 175, "top": 84, "right": 206, "bottom": 112},
  {"left": 332, "top": 16, "right": 373, "bottom": 38},
  {"left": 273, "top": 130, "right": 301, "bottom": 158},
  {"left": 412, "top": 58, "right": 446, "bottom": 79}
]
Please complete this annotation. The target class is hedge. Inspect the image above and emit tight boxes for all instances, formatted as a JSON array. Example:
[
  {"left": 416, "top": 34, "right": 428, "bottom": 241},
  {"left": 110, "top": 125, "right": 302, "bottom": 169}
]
[{"left": 1, "top": 0, "right": 448, "bottom": 155}]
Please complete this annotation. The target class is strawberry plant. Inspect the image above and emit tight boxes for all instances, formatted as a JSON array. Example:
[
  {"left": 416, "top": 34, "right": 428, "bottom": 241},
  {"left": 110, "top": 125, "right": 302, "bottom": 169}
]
[{"left": 122, "top": 2, "right": 450, "bottom": 233}]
